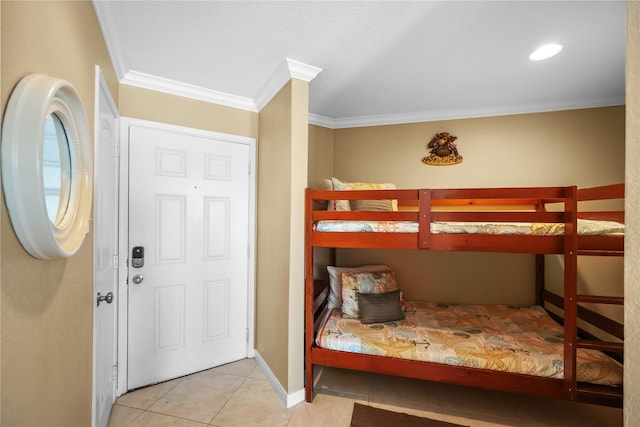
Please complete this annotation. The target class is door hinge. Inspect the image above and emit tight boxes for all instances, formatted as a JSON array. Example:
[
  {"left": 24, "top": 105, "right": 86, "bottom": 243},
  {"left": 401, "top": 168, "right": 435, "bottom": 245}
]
[
  {"left": 112, "top": 366, "right": 118, "bottom": 381},
  {"left": 248, "top": 162, "right": 251, "bottom": 175},
  {"left": 113, "top": 255, "right": 119, "bottom": 269},
  {"left": 115, "top": 141, "right": 120, "bottom": 157},
  {"left": 246, "top": 328, "right": 249, "bottom": 342}
]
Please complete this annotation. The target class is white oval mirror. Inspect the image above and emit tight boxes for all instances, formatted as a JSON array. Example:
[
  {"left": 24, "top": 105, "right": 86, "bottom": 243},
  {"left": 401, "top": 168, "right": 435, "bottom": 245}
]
[{"left": 1, "top": 74, "right": 93, "bottom": 259}]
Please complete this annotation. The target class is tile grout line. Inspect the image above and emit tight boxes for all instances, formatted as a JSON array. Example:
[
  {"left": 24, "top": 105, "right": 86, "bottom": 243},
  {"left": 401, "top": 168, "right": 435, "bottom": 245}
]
[
  {"left": 206, "top": 369, "right": 255, "bottom": 425},
  {"left": 115, "top": 404, "right": 144, "bottom": 427},
  {"left": 115, "top": 376, "right": 187, "bottom": 427},
  {"left": 142, "top": 407, "right": 209, "bottom": 426}
]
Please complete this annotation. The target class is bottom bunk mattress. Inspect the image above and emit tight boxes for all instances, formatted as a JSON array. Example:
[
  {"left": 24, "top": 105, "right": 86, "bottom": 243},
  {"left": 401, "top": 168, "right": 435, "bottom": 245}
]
[{"left": 316, "top": 302, "right": 623, "bottom": 386}]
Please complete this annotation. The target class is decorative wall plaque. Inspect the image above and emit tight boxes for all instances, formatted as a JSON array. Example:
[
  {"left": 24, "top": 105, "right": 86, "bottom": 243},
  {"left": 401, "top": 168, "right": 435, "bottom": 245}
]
[{"left": 422, "top": 132, "right": 463, "bottom": 166}]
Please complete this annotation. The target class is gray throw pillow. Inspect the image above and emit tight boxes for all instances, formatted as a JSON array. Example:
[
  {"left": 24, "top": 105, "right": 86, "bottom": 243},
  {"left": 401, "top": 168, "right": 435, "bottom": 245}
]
[{"left": 357, "top": 289, "right": 404, "bottom": 324}]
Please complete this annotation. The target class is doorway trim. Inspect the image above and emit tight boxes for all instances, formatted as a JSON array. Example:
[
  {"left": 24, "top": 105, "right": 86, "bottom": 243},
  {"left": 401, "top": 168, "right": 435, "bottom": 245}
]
[
  {"left": 116, "top": 117, "right": 256, "bottom": 396},
  {"left": 92, "top": 65, "right": 120, "bottom": 427}
]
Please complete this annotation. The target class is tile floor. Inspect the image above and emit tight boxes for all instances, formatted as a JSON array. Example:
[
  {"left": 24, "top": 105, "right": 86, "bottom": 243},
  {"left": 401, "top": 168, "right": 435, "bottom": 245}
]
[{"left": 108, "top": 358, "right": 623, "bottom": 427}]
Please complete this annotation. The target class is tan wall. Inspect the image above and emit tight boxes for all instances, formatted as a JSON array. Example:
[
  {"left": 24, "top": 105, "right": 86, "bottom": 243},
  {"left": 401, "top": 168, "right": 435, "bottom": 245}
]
[
  {"left": 287, "top": 79, "right": 309, "bottom": 392},
  {"left": 334, "top": 107, "right": 624, "bottom": 189},
  {"left": 255, "top": 79, "right": 309, "bottom": 394},
  {"left": 308, "top": 125, "right": 334, "bottom": 190},
  {"left": 256, "top": 82, "right": 294, "bottom": 390},
  {"left": 308, "top": 125, "right": 335, "bottom": 282},
  {"left": 625, "top": 1, "right": 640, "bottom": 423},
  {"left": 118, "top": 85, "right": 258, "bottom": 139},
  {"left": 0, "top": 2, "right": 117, "bottom": 426},
  {"left": 330, "top": 107, "right": 625, "bottom": 305}
]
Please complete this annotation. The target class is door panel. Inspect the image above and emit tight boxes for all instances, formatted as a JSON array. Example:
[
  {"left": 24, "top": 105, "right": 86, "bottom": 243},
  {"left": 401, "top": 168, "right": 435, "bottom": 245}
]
[
  {"left": 127, "top": 124, "right": 249, "bottom": 390},
  {"left": 93, "top": 69, "right": 119, "bottom": 427}
]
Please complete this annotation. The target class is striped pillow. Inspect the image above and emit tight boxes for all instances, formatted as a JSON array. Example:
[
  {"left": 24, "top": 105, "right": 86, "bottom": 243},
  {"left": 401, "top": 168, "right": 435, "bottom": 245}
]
[{"left": 350, "top": 199, "right": 393, "bottom": 211}]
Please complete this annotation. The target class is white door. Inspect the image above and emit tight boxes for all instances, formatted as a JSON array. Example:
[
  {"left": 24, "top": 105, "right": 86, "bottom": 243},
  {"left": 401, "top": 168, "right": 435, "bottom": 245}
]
[
  {"left": 93, "top": 68, "right": 119, "bottom": 427},
  {"left": 127, "top": 124, "right": 251, "bottom": 389}
]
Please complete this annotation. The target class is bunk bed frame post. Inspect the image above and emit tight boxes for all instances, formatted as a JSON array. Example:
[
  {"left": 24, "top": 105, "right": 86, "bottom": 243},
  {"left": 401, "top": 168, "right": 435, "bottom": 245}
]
[
  {"left": 418, "top": 189, "right": 431, "bottom": 248},
  {"left": 304, "top": 188, "right": 315, "bottom": 402},
  {"left": 563, "top": 186, "right": 579, "bottom": 400},
  {"left": 535, "top": 197, "right": 546, "bottom": 306},
  {"left": 535, "top": 255, "right": 545, "bottom": 306}
]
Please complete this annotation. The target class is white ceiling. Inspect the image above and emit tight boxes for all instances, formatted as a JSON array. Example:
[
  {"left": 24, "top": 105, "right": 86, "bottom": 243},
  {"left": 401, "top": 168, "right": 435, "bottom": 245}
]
[{"left": 93, "top": 1, "right": 626, "bottom": 128}]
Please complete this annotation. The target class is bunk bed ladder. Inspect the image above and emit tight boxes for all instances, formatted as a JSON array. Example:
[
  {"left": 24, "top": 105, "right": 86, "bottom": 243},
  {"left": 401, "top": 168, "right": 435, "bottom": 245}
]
[
  {"left": 574, "top": 294, "right": 624, "bottom": 406},
  {"left": 559, "top": 185, "right": 624, "bottom": 406},
  {"left": 562, "top": 186, "right": 579, "bottom": 401},
  {"left": 574, "top": 183, "right": 624, "bottom": 406}
]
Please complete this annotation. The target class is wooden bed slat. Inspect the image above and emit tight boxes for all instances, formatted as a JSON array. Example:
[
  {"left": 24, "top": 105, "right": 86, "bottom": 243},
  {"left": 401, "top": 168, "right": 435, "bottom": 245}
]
[
  {"left": 313, "top": 232, "right": 418, "bottom": 249},
  {"left": 427, "top": 234, "right": 565, "bottom": 253},
  {"left": 430, "top": 186, "right": 569, "bottom": 200},
  {"left": 577, "top": 384, "right": 623, "bottom": 407},
  {"left": 313, "top": 287, "right": 329, "bottom": 313},
  {"left": 579, "top": 211, "right": 624, "bottom": 223},
  {"left": 577, "top": 295, "right": 624, "bottom": 305},
  {"left": 578, "top": 183, "right": 625, "bottom": 201},
  {"left": 313, "top": 210, "right": 418, "bottom": 221},
  {"left": 577, "top": 339, "right": 623, "bottom": 353},
  {"left": 311, "top": 189, "right": 418, "bottom": 201},
  {"left": 578, "top": 236, "right": 623, "bottom": 254},
  {"left": 430, "top": 211, "right": 564, "bottom": 222},
  {"left": 543, "top": 290, "right": 624, "bottom": 340},
  {"left": 310, "top": 347, "right": 568, "bottom": 400}
]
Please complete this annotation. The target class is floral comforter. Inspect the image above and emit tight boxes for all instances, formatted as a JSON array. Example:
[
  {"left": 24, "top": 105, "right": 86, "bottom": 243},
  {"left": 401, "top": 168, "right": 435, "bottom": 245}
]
[
  {"left": 314, "top": 218, "right": 624, "bottom": 235},
  {"left": 317, "top": 302, "right": 622, "bottom": 385}
]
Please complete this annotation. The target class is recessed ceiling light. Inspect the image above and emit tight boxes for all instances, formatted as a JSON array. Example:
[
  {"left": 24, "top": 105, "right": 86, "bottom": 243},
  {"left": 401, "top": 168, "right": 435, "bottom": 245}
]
[{"left": 529, "top": 43, "right": 564, "bottom": 61}]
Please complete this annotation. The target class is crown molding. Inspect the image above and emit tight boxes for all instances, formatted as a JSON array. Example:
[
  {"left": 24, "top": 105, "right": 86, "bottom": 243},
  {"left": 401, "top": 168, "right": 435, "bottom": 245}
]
[
  {"left": 308, "top": 96, "right": 625, "bottom": 129},
  {"left": 286, "top": 58, "right": 323, "bottom": 83},
  {"left": 92, "top": 0, "right": 128, "bottom": 80},
  {"left": 118, "top": 58, "right": 321, "bottom": 114},
  {"left": 254, "top": 58, "right": 322, "bottom": 112},
  {"left": 308, "top": 113, "right": 337, "bottom": 128},
  {"left": 121, "top": 71, "right": 258, "bottom": 112}
]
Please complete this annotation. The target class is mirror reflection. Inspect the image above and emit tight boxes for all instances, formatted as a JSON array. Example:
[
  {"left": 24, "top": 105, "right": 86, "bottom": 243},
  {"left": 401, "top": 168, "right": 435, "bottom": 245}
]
[{"left": 43, "top": 113, "right": 71, "bottom": 224}]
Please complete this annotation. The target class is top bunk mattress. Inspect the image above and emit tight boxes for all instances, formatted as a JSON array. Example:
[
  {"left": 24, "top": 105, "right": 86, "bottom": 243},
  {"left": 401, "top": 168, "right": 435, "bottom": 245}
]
[
  {"left": 314, "top": 218, "right": 625, "bottom": 236},
  {"left": 316, "top": 301, "right": 623, "bottom": 386}
]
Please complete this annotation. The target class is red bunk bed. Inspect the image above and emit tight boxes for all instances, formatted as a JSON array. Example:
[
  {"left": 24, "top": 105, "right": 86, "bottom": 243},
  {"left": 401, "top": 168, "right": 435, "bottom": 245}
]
[{"left": 304, "top": 183, "right": 624, "bottom": 407}]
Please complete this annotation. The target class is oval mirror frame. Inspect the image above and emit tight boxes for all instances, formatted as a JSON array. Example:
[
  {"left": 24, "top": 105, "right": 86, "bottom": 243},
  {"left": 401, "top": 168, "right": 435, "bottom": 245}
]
[{"left": 1, "top": 74, "right": 93, "bottom": 259}]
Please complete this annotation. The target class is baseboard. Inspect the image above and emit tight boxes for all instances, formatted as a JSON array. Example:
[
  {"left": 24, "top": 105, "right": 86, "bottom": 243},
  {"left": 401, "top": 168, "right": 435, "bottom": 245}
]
[{"left": 253, "top": 350, "right": 305, "bottom": 408}]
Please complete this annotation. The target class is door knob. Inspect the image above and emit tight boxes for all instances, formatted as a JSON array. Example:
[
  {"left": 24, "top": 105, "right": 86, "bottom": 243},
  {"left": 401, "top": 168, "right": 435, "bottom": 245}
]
[
  {"left": 132, "top": 274, "right": 144, "bottom": 285},
  {"left": 97, "top": 291, "right": 114, "bottom": 307}
]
